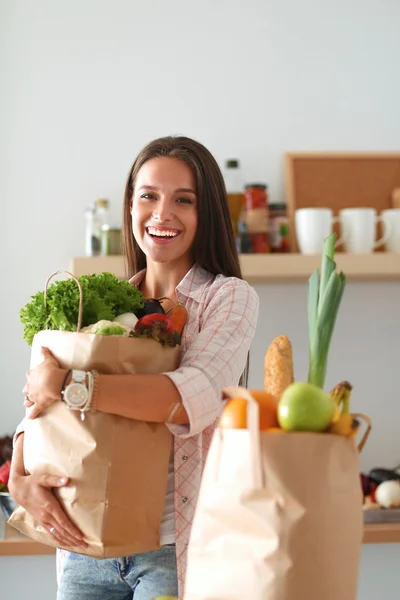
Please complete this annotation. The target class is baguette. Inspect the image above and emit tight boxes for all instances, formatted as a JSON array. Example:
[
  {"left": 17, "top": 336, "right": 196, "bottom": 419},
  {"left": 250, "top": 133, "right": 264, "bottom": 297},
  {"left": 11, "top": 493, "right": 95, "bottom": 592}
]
[{"left": 264, "top": 335, "right": 294, "bottom": 399}]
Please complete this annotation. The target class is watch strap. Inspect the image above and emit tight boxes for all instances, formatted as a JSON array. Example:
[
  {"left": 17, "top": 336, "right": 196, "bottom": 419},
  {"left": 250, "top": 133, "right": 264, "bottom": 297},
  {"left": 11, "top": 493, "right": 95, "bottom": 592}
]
[{"left": 71, "top": 369, "right": 86, "bottom": 384}]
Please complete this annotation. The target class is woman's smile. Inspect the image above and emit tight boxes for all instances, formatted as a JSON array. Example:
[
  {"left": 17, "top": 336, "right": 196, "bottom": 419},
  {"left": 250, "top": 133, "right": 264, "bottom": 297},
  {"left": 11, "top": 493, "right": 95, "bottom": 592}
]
[{"left": 146, "top": 226, "right": 182, "bottom": 242}]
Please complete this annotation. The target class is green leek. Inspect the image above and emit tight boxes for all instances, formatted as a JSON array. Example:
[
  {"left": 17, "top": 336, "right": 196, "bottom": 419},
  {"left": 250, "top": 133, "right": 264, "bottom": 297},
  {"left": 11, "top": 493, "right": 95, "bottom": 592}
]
[{"left": 307, "top": 233, "right": 346, "bottom": 389}]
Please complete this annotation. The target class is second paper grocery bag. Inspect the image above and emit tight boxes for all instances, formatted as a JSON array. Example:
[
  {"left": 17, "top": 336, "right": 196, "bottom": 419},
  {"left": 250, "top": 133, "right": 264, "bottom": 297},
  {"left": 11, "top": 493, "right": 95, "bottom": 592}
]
[{"left": 184, "top": 387, "right": 363, "bottom": 600}]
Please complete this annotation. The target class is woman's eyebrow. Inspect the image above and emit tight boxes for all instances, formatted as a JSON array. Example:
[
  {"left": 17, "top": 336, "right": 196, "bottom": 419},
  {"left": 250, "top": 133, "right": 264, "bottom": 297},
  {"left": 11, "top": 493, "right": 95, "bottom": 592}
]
[
  {"left": 175, "top": 187, "right": 196, "bottom": 194},
  {"left": 137, "top": 185, "right": 196, "bottom": 194},
  {"left": 137, "top": 185, "right": 158, "bottom": 191}
]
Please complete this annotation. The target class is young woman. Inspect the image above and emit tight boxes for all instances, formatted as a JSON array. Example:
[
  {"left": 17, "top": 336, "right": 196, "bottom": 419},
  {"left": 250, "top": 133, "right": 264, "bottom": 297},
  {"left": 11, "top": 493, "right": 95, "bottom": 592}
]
[{"left": 9, "top": 136, "right": 259, "bottom": 600}]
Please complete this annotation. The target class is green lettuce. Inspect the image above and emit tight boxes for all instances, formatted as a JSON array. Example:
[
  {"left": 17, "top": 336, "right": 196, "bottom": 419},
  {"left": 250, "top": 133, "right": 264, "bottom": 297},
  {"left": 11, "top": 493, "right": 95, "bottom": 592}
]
[{"left": 20, "top": 272, "right": 144, "bottom": 345}]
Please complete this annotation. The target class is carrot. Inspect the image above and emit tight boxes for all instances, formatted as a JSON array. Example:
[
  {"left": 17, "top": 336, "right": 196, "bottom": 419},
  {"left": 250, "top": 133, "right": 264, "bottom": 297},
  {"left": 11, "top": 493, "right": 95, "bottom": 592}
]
[{"left": 167, "top": 303, "right": 188, "bottom": 335}]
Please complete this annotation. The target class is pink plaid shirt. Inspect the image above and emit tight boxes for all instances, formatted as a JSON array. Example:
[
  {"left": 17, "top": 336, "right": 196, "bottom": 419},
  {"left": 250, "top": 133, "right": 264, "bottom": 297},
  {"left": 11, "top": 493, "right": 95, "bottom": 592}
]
[{"left": 130, "top": 263, "right": 259, "bottom": 596}]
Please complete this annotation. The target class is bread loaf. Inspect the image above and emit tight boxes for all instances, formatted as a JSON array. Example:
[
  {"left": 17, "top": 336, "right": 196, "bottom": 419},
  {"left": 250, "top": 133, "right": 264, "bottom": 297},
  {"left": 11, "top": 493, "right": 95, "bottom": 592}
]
[{"left": 264, "top": 335, "right": 294, "bottom": 399}]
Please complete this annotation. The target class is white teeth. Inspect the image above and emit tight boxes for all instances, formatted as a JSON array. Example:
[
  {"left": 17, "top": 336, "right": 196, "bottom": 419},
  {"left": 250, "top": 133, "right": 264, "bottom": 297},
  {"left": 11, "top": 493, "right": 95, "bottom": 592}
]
[{"left": 147, "top": 227, "right": 178, "bottom": 238}]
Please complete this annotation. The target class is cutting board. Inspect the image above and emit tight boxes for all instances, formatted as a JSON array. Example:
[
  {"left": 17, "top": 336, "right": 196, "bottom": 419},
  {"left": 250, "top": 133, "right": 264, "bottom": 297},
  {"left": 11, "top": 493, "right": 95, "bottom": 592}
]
[{"left": 364, "top": 508, "right": 400, "bottom": 523}]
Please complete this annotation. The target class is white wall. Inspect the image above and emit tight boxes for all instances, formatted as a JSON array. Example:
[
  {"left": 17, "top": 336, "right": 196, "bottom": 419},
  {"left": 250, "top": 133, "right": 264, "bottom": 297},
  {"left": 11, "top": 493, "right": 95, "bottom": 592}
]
[{"left": 1, "top": 0, "right": 400, "bottom": 598}]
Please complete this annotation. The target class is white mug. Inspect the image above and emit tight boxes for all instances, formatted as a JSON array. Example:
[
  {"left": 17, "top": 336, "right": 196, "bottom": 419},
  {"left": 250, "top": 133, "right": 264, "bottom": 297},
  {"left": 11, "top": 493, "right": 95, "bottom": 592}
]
[
  {"left": 340, "top": 208, "right": 390, "bottom": 253},
  {"left": 295, "top": 208, "right": 345, "bottom": 254},
  {"left": 381, "top": 209, "right": 400, "bottom": 253}
]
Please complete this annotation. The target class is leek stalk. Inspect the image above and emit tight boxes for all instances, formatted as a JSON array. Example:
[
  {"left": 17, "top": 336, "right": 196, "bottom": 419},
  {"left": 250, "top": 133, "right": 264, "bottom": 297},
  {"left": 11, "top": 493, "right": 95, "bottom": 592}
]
[{"left": 307, "top": 233, "right": 346, "bottom": 389}]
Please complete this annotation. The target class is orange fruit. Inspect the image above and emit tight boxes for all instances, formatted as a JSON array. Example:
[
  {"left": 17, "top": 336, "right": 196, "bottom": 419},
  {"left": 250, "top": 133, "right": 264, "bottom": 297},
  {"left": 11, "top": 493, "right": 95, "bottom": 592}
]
[{"left": 220, "top": 390, "right": 279, "bottom": 431}]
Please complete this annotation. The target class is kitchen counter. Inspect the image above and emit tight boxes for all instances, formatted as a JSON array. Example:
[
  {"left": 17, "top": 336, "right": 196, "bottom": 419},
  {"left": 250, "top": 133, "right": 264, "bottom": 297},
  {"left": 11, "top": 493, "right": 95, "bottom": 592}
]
[
  {"left": 0, "top": 523, "right": 55, "bottom": 556},
  {"left": 0, "top": 522, "right": 399, "bottom": 556}
]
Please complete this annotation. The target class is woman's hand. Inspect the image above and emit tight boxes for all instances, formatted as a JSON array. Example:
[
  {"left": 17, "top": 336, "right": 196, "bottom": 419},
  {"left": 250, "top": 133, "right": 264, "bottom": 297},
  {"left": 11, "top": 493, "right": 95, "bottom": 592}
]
[
  {"left": 9, "top": 434, "right": 87, "bottom": 549},
  {"left": 23, "top": 347, "right": 67, "bottom": 419},
  {"left": 8, "top": 473, "right": 87, "bottom": 549}
]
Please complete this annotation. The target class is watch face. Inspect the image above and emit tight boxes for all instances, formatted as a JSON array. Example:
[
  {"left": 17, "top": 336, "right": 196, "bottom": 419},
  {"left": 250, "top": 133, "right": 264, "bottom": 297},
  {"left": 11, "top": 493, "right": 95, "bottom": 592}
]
[{"left": 64, "top": 383, "right": 88, "bottom": 408}]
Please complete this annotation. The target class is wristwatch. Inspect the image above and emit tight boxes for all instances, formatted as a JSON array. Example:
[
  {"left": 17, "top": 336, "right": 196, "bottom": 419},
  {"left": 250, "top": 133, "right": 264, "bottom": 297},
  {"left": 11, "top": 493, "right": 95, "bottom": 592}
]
[{"left": 62, "top": 370, "right": 89, "bottom": 409}]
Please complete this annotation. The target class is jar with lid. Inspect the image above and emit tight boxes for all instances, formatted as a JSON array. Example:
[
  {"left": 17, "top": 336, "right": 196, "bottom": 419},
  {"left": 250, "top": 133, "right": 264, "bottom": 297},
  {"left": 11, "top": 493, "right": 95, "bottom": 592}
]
[
  {"left": 268, "top": 203, "right": 290, "bottom": 253},
  {"left": 240, "top": 183, "right": 269, "bottom": 253}
]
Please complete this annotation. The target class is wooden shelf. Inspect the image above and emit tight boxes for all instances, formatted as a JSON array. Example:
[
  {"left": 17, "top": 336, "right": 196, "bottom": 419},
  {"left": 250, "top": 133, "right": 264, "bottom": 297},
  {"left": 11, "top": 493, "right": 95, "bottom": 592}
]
[
  {"left": 0, "top": 521, "right": 398, "bottom": 556},
  {"left": 69, "top": 253, "right": 400, "bottom": 283},
  {"left": 0, "top": 523, "right": 55, "bottom": 556},
  {"left": 363, "top": 523, "right": 400, "bottom": 544}
]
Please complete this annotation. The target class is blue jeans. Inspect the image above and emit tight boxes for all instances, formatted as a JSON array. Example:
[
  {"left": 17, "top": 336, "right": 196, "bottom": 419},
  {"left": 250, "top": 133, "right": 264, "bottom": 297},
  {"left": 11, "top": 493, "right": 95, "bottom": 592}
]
[{"left": 57, "top": 545, "right": 178, "bottom": 600}]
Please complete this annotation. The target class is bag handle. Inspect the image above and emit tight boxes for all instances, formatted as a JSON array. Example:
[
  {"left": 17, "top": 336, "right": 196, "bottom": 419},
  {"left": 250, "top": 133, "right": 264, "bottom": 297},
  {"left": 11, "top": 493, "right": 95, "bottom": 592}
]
[
  {"left": 222, "top": 386, "right": 264, "bottom": 490},
  {"left": 352, "top": 413, "right": 372, "bottom": 453},
  {"left": 44, "top": 270, "right": 83, "bottom": 332}
]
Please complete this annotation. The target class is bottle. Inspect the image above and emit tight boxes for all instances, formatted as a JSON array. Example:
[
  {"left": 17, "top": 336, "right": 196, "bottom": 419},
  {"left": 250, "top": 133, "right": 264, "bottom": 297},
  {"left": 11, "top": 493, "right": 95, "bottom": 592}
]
[
  {"left": 84, "top": 199, "right": 110, "bottom": 256},
  {"left": 268, "top": 203, "right": 290, "bottom": 253},
  {"left": 242, "top": 184, "right": 270, "bottom": 253},
  {"left": 95, "top": 199, "right": 111, "bottom": 256},
  {"left": 85, "top": 204, "right": 100, "bottom": 256},
  {"left": 223, "top": 159, "right": 244, "bottom": 242}
]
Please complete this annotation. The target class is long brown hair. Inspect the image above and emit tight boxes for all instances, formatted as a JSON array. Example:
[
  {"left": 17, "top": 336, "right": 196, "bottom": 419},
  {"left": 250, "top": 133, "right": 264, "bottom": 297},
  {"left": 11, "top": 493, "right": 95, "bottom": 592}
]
[{"left": 122, "top": 135, "right": 249, "bottom": 386}]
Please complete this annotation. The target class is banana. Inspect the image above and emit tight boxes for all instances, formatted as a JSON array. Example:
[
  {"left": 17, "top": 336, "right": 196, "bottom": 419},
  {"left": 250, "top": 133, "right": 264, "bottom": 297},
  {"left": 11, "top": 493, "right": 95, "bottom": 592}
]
[
  {"left": 328, "top": 380, "right": 359, "bottom": 439},
  {"left": 330, "top": 380, "right": 353, "bottom": 406}
]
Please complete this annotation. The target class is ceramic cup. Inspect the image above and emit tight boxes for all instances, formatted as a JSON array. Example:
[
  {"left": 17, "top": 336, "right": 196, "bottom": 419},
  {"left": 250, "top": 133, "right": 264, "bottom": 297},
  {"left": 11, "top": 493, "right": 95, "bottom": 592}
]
[
  {"left": 339, "top": 208, "right": 390, "bottom": 253},
  {"left": 295, "top": 208, "right": 345, "bottom": 254},
  {"left": 381, "top": 209, "right": 400, "bottom": 253}
]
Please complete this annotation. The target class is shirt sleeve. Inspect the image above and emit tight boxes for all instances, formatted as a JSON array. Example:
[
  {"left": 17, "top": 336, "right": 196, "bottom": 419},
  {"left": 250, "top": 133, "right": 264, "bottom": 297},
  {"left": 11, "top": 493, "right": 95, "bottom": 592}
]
[{"left": 164, "top": 279, "right": 259, "bottom": 438}]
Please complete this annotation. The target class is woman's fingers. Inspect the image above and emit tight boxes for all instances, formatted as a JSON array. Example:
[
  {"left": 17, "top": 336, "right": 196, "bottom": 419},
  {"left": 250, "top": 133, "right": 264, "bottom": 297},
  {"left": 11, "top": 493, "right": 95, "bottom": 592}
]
[
  {"left": 12, "top": 473, "right": 88, "bottom": 549},
  {"left": 51, "top": 505, "right": 87, "bottom": 546},
  {"left": 42, "top": 521, "right": 86, "bottom": 549},
  {"left": 27, "top": 402, "right": 43, "bottom": 419},
  {"left": 40, "top": 346, "right": 59, "bottom": 366},
  {"left": 38, "top": 475, "right": 87, "bottom": 546}
]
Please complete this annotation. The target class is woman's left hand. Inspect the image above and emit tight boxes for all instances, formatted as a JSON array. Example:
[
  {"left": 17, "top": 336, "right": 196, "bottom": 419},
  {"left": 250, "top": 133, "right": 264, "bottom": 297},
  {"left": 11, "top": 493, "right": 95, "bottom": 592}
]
[{"left": 23, "top": 347, "right": 66, "bottom": 419}]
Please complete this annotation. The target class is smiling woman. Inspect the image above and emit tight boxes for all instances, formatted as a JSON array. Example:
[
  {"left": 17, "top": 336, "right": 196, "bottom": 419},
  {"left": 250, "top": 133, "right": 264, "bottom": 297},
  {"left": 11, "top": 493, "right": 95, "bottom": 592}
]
[
  {"left": 10, "top": 135, "right": 259, "bottom": 600},
  {"left": 130, "top": 157, "right": 198, "bottom": 283}
]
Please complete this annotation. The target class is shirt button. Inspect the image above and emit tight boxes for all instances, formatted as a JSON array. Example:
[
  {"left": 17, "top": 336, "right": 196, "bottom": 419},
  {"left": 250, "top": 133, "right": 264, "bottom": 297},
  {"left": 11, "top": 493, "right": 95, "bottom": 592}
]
[
  {"left": 182, "top": 455, "right": 188, "bottom": 461},
  {"left": 182, "top": 496, "right": 188, "bottom": 503}
]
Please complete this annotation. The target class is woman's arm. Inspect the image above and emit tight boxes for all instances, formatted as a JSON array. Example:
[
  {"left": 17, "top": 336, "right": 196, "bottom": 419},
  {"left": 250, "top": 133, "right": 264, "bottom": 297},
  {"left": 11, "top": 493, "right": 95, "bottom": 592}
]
[
  {"left": 24, "top": 349, "right": 188, "bottom": 424},
  {"left": 94, "top": 372, "right": 189, "bottom": 424}
]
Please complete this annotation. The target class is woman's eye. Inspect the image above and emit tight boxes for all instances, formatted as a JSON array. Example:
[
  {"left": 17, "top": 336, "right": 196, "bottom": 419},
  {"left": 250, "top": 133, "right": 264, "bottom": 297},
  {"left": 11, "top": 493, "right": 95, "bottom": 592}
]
[
  {"left": 141, "top": 193, "right": 156, "bottom": 200},
  {"left": 177, "top": 196, "right": 193, "bottom": 204}
]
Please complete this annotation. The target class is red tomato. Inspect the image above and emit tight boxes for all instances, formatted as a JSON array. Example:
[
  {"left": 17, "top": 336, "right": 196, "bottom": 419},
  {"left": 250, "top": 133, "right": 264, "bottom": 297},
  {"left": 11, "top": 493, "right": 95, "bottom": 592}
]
[{"left": 0, "top": 460, "right": 11, "bottom": 486}]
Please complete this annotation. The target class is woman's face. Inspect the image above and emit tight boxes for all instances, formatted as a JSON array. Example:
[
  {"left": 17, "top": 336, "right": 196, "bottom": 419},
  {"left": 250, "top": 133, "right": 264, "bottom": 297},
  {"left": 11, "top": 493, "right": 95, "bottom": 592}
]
[{"left": 131, "top": 157, "right": 198, "bottom": 269}]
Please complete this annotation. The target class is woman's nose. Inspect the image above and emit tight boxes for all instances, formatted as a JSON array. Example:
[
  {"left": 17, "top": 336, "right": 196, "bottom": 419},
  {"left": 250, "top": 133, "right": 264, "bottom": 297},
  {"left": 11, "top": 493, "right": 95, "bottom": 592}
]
[{"left": 153, "top": 198, "right": 173, "bottom": 221}]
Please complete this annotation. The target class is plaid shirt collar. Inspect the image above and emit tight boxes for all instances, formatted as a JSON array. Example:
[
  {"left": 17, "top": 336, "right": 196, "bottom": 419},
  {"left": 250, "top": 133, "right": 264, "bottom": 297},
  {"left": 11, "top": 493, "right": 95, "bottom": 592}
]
[{"left": 129, "top": 262, "right": 215, "bottom": 303}]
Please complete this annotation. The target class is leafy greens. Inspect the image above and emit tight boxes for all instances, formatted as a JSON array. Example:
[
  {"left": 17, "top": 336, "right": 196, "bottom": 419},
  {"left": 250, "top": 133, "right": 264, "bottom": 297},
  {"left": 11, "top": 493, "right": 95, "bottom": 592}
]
[{"left": 20, "top": 272, "right": 144, "bottom": 345}]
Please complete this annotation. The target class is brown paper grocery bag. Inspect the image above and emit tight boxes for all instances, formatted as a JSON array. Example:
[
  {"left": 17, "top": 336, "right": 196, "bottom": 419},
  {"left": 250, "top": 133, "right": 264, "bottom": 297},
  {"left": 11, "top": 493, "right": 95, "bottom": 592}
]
[
  {"left": 184, "top": 387, "right": 364, "bottom": 600},
  {"left": 9, "top": 271, "right": 181, "bottom": 558}
]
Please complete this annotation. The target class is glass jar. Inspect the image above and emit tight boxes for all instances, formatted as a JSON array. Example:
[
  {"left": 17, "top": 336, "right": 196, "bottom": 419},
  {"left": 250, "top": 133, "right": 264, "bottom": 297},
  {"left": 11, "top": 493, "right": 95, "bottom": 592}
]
[
  {"left": 241, "top": 184, "right": 269, "bottom": 253},
  {"left": 101, "top": 225, "right": 122, "bottom": 256},
  {"left": 268, "top": 203, "right": 290, "bottom": 253}
]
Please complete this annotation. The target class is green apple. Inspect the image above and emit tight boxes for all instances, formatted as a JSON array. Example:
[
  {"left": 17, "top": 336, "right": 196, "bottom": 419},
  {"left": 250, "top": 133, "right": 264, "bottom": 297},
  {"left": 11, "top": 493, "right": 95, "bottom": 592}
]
[{"left": 278, "top": 382, "right": 336, "bottom": 432}]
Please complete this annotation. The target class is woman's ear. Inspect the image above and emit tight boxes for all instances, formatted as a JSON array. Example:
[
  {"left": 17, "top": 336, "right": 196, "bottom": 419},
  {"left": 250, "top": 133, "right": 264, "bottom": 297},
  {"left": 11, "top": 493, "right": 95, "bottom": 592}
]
[{"left": 129, "top": 200, "right": 132, "bottom": 213}]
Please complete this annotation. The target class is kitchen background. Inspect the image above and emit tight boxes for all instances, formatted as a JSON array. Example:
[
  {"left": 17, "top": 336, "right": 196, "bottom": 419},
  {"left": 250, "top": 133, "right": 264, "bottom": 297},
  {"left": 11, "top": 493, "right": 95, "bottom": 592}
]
[{"left": 1, "top": 0, "right": 400, "bottom": 598}]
